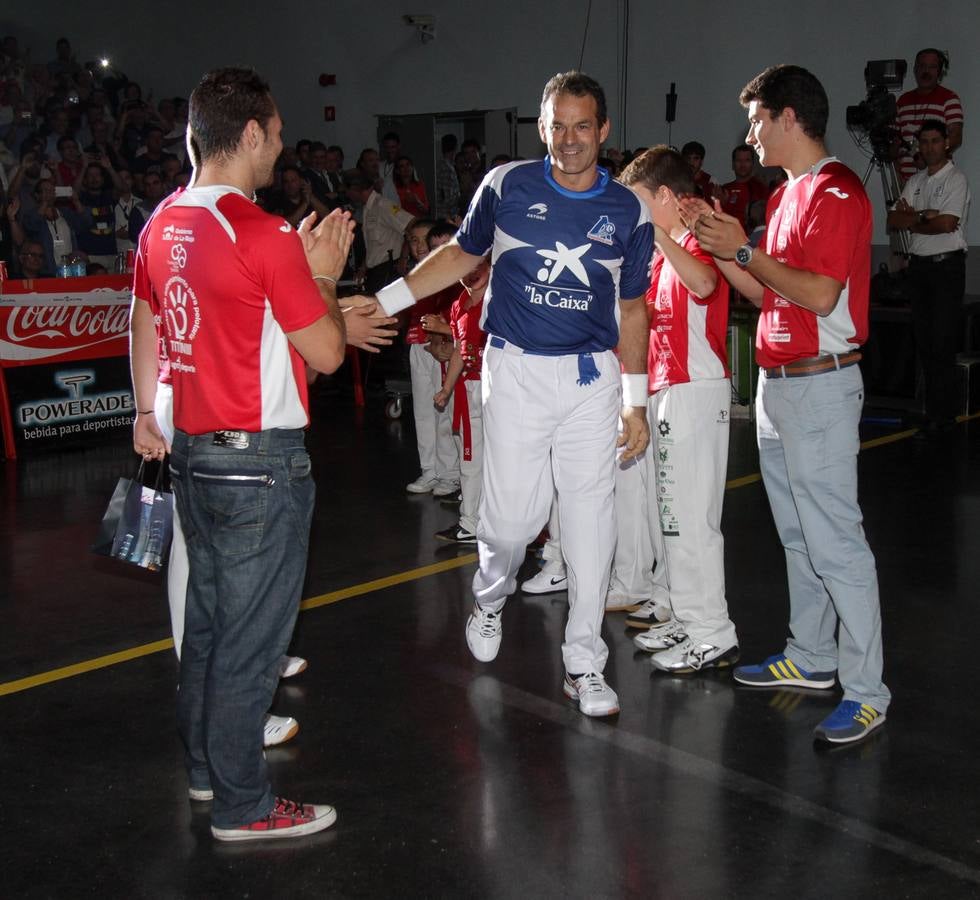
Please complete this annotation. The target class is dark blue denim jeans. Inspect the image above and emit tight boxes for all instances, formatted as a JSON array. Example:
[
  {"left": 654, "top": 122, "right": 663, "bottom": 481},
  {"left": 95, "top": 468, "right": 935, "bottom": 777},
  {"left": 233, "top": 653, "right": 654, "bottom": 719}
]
[{"left": 169, "top": 427, "right": 314, "bottom": 828}]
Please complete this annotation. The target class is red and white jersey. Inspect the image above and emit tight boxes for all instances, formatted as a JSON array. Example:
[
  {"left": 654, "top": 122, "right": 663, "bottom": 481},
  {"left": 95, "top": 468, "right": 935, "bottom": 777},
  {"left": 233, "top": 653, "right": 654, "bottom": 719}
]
[
  {"left": 646, "top": 231, "right": 729, "bottom": 393},
  {"left": 449, "top": 291, "right": 486, "bottom": 381},
  {"left": 405, "top": 285, "right": 457, "bottom": 344},
  {"left": 757, "top": 158, "right": 871, "bottom": 369},
  {"left": 720, "top": 177, "right": 769, "bottom": 227},
  {"left": 134, "top": 185, "right": 328, "bottom": 434},
  {"left": 896, "top": 85, "right": 964, "bottom": 181}
]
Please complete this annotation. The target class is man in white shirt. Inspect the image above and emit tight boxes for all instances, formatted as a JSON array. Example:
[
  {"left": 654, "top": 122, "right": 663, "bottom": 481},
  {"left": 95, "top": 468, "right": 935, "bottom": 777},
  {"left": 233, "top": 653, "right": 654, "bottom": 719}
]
[{"left": 887, "top": 119, "right": 971, "bottom": 433}]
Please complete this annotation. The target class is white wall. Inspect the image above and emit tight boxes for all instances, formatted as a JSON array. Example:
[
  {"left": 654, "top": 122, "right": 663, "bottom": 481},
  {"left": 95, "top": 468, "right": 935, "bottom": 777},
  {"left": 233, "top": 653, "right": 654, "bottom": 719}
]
[{"left": 6, "top": 0, "right": 976, "bottom": 251}]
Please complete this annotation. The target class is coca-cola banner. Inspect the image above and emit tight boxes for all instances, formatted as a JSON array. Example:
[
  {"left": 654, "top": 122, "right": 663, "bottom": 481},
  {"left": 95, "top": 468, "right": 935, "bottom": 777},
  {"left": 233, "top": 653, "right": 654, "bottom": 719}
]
[{"left": 0, "top": 277, "right": 134, "bottom": 458}]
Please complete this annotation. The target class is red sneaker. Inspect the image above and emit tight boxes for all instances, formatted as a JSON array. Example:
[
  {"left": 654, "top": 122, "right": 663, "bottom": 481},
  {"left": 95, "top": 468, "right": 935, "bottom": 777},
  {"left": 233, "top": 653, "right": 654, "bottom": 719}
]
[{"left": 211, "top": 797, "right": 336, "bottom": 842}]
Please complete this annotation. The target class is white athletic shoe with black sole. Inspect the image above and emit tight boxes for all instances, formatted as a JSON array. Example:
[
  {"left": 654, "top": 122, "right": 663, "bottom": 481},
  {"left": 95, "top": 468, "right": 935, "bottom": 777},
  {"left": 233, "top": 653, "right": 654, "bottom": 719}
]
[
  {"left": 625, "top": 598, "right": 674, "bottom": 630},
  {"left": 465, "top": 604, "right": 502, "bottom": 662},
  {"left": 633, "top": 618, "right": 687, "bottom": 652},
  {"left": 650, "top": 636, "right": 740, "bottom": 674}
]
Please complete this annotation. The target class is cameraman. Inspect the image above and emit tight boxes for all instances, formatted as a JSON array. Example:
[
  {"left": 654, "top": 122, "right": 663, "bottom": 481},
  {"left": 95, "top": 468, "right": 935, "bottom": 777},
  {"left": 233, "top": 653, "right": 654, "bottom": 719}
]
[
  {"left": 896, "top": 48, "right": 963, "bottom": 182},
  {"left": 887, "top": 119, "right": 970, "bottom": 434}
]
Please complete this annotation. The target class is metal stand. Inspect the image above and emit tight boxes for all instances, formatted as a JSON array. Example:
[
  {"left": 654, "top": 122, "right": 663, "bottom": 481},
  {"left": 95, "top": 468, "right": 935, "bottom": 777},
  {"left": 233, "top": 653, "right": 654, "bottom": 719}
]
[{"left": 863, "top": 156, "right": 909, "bottom": 256}]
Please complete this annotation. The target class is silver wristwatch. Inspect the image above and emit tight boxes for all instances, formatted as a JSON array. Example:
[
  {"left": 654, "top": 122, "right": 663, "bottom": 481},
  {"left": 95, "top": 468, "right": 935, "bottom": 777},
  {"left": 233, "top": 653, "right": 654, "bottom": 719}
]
[{"left": 735, "top": 243, "right": 754, "bottom": 268}]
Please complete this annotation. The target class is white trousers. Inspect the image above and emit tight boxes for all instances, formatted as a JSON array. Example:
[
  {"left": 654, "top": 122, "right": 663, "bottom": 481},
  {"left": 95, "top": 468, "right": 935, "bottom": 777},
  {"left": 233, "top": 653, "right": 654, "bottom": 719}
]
[
  {"left": 473, "top": 342, "right": 620, "bottom": 674},
  {"left": 154, "top": 383, "right": 189, "bottom": 659},
  {"left": 649, "top": 380, "right": 737, "bottom": 647},
  {"left": 456, "top": 379, "right": 484, "bottom": 535},
  {"left": 610, "top": 444, "right": 670, "bottom": 604},
  {"left": 409, "top": 343, "right": 459, "bottom": 483}
]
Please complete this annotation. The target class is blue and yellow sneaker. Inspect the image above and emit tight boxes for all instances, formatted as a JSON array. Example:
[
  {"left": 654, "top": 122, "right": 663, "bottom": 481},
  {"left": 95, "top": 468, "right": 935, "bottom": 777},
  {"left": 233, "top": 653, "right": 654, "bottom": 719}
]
[
  {"left": 814, "top": 700, "right": 886, "bottom": 744},
  {"left": 733, "top": 653, "right": 835, "bottom": 689}
]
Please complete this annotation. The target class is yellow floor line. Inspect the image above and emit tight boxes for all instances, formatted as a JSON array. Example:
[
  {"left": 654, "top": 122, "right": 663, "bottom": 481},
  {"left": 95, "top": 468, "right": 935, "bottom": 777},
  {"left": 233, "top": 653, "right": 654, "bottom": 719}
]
[
  {"left": 6, "top": 411, "right": 976, "bottom": 699},
  {"left": 0, "top": 555, "right": 478, "bottom": 698}
]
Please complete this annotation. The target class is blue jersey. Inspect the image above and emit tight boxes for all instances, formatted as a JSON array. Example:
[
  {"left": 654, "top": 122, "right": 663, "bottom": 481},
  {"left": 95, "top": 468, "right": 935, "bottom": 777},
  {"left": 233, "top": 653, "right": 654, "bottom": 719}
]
[{"left": 457, "top": 159, "right": 653, "bottom": 355}]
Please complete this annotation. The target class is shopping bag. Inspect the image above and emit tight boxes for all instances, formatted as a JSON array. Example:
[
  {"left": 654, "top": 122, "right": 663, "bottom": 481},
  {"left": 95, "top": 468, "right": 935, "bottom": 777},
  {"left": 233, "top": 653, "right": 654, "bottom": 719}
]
[{"left": 92, "top": 460, "right": 174, "bottom": 572}]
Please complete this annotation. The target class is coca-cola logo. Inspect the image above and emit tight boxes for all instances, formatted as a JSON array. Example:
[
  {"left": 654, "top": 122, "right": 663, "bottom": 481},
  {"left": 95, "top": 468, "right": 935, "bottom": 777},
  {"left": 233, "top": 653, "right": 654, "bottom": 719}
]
[{"left": 4, "top": 302, "right": 130, "bottom": 345}]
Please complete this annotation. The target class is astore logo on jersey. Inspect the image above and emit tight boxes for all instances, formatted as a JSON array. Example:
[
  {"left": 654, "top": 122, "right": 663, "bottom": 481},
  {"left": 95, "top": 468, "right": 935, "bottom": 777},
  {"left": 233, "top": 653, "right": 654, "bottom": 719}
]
[{"left": 527, "top": 203, "right": 548, "bottom": 220}]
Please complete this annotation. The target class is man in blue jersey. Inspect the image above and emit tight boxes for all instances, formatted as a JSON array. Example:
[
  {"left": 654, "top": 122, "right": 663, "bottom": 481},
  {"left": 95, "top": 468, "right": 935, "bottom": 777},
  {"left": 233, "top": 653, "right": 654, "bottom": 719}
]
[{"left": 360, "top": 71, "right": 653, "bottom": 717}]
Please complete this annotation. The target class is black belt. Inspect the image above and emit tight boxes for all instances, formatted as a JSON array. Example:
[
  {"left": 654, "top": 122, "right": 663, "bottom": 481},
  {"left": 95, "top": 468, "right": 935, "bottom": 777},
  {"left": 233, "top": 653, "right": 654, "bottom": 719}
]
[
  {"left": 764, "top": 352, "right": 862, "bottom": 379},
  {"left": 910, "top": 250, "right": 965, "bottom": 264}
]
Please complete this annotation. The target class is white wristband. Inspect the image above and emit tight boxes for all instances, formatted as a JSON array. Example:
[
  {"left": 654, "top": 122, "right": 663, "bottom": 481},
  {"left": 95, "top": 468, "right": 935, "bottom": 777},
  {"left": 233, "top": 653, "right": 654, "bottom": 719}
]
[
  {"left": 376, "top": 277, "right": 417, "bottom": 316},
  {"left": 621, "top": 373, "right": 648, "bottom": 407}
]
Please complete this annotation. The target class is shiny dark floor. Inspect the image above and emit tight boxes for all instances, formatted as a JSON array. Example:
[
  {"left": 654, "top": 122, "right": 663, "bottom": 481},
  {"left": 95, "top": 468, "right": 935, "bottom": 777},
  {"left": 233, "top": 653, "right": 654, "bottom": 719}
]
[{"left": 3, "top": 375, "right": 980, "bottom": 899}]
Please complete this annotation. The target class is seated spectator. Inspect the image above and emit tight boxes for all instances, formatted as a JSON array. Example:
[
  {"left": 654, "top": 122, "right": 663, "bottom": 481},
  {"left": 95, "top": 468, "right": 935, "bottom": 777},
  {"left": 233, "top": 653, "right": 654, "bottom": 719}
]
[
  {"left": 7, "top": 143, "right": 50, "bottom": 216},
  {"left": 47, "top": 38, "right": 82, "bottom": 81},
  {"left": 357, "top": 147, "right": 382, "bottom": 194},
  {"left": 17, "top": 177, "right": 86, "bottom": 275},
  {"left": 113, "top": 166, "right": 137, "bottom": 254},
  {"left": 394, "top": 155, "right": 429, "bottom": 217},
  {"left": 268, "top": 165, "right": 329, "bottom": 227},
  {"left": 84, "top": 119, "right": 124, "bottom": 171},
  {"left": 13, "top": 238, "right": 45, "bottom": 279},
  {"left": 161, "top": 156, "right": 184, "bottom": 193},
  {"left": 128, "top": 171, "right": 166, "bottom": 241},
  {"left": 76, "top": 161, "right": 119, "bottom": 268},
  {"left": 41, "top": 107, "right": 71, "bottom": 161},
  {"left": 132, "top": 126, "right": 177, "bottom": 190},
  {"left": 116, "top": 100, "right": 150, "bottom": 166},
  {"left": 54, "top": 135, "right": 85, "bottom": 195}
]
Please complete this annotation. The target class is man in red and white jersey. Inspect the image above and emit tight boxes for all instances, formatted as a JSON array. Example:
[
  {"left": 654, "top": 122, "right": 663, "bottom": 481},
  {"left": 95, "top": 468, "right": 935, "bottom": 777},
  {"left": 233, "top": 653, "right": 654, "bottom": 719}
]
[
  {"left": 619, "top": 146, "right": 738, "bottom": 674},
  {"left": 129, "top": 67, "right": 352, "bottom": 841},
  {"left": 686, "top": 65, "right": 890, "bottom": 746},
  {"left": 719, "top": 143, "right": 769, "bottom": 230},
  {"left": 895, "top": 48, "right": 963, "bottom": 182}
]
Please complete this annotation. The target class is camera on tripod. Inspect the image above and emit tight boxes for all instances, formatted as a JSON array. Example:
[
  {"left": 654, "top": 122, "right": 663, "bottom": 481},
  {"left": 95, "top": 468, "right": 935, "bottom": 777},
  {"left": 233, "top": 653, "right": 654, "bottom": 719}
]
[{"left": 845, "top": 59, "right": 907, "bottom": 160}]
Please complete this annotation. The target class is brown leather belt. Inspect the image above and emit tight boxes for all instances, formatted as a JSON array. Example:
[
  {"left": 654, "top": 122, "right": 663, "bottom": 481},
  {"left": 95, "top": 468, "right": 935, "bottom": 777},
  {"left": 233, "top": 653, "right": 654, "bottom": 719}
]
[{"left": 764, "top": 351, "right": 862, "bottom": 379}]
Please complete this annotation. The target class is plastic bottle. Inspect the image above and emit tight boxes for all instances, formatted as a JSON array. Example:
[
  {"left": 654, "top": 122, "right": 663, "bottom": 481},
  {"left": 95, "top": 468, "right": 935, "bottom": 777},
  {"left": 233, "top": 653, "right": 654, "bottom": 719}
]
[{"left": 57, "top": 254, "right": 72, "bottom": 278}]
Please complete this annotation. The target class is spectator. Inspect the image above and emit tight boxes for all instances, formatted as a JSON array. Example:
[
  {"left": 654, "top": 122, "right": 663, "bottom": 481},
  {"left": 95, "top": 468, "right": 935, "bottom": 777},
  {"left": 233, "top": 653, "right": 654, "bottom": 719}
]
[
  {"left": 75, "top": 161, "right": 118, "bottom": 268},
  {"left": 455, "top": 138, "right": 484, "bottom": 211},
  {"left": 41, "top": 107, "right": 71, "bottom": 161},
  {"left": 116, "top": 100, "right": 150, "bottom": 165},
  {"left": 719, "top": 143, "right": 769, "bottom": 229},
  {"left": 268, "top": 164, "right": 329, "bottom": 227},
  {"left": 356, "top": 147, "right": 382, "bottom": 194},
  {"left": 434, "top": 133, "right": 460, "bottom": 221},
  {"left": 54, "top": 135, "right": 85, "bottom": 194},
  {"left": 13, "top": 238, "right": 45, "bottom": 279},
  {"left": 128, "top": 171, "right": 166, "bottom": 241},
  {"left": 18, "top": 177, "right": 85, "bottom": 275},
  {"left": 343, "top": 171, "right": 413, "bottom": 293},
  {"left": 47, "top": 38, "right": 82, "bottom": 81},
  {"left": 113, "top": 166, "right": 137, "bottom": 254},
  {"left": 896, "top": 48, "right": 963, "bottom": 182},
  {"left": 85, "top": 118, "right": 124, "bottom": 171},
  {"left": 394, "top": 155, "right": 429, "bottom": 217},
  {"left": 132, "top": 126, "right": 177, "bottom": 189},
  {"left": 379, "top": 131, "right": 401, "bottom": 202},
  {"left": 681, "top": 140, "right": 718, "bottom": 203}
]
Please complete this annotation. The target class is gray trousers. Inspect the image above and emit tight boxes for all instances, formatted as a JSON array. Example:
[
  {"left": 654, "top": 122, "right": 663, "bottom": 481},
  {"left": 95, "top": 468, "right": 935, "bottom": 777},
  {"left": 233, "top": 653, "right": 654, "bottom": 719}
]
[{"left": 756, "top": 364, "right": 890, "bottom": 712}]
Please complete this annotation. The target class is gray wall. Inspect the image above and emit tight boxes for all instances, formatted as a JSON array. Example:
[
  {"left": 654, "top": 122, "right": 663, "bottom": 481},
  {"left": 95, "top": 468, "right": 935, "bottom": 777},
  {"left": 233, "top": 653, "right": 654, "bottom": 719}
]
[{"left": 6, "top": 1, "right": 976, "bottom": 281}]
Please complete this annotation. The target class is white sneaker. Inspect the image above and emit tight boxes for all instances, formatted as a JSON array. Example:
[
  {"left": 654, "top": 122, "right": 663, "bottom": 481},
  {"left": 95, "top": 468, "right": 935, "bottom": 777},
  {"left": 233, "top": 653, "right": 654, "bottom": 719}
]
[
  {"left": 650, "top": 636, "right": 740, "bottom": 673},
  {"left": 625, "top": 598, "right": 674, "bottom": 630},
  {"left": 521, "top": 559, "right": 567, "bottom": 594},
  {"left": 432, "top": 479, "right": 461, "bottom": 497},
  {"left": 406, "top": 473, "right": 439, "bottom": 493},
  {"left": 633, "top": 618, "right": 687, "bottom": 652},
  {"left": 465, "top": 604, "right": 502, "bottom": 662},
  {"left": 278, "top": 655, "right": 307, "bottom": 679},
  {"left": 604, "top": 592, "right": 642, "bottom": 612},
  {"left": 563, "top": 672, "right": 620, "bottom": 717},
  {"left": 263, "top": 714, "right": 299, "bottom": 747}
]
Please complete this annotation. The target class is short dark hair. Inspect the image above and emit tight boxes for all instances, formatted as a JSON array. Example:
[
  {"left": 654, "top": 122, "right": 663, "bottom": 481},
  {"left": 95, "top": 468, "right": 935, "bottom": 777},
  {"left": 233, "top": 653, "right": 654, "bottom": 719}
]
[
  {"left": 296, "top": 139, "right": 312, "bottom": 152},
  {"left": 56, "top": 135, "right": 78, "bottom": 153},
  {"left": 188, "top": 67, "right": 276, "bottom": 163},
  {"left": 918, "top": 118, "right": 947, "bottom": 139},
  {"left": 426, "top": 220, "right": 458, "bottom": 244},
  {"left": 310, "top": 141, "right": 327, "bottom": 153},
  {"left": 327, "top": 145, "right": 343, "bottom": 156},
  {"left": 619, "top": 145, "right": 695, "bottom": 196},
  {"left": 441, "top": 134, "right": 458, "bottom": 154},
  {"left": 731, "top": 143, "right": 753, "bottom": 161},
  {"left": 408, "top": 217, "right": 435, "bottom": 233},
  {"left": 739, "top": 64, "right": 828, "bottom": 140},
  {"left": 343, "top": 172, "right": 371, "bottom": 191},
  {"left": 460, "top": 139, "right": 480, "bottom": 153},
  {"left": 681, "top": 141, "right": 705, "bottom": 159},
  {"left": 541, "top": 71, "right": 607, "bottom": 127},
  {"left": 381, "top": 131, "right": 399, "bottom": 144}
]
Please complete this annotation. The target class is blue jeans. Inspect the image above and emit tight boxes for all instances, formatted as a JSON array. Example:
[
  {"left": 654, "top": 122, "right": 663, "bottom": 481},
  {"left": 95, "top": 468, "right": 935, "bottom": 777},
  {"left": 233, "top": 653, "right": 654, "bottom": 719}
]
[
  {"left": 756, "top": 365, "right": 890, "bottom": 712},
  {"left": 169, "top": 428, "right": 314, "bottom": 828}
]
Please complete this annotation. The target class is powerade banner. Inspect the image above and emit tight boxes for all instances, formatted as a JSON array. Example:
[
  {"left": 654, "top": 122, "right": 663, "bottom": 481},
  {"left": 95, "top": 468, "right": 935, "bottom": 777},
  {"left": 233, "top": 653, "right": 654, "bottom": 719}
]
[
  {"left": 0, "top": 277, "right": 133, "bottom": 456},
  {"left": 5, "top": 358, "right": 134, "bottom": 453}
]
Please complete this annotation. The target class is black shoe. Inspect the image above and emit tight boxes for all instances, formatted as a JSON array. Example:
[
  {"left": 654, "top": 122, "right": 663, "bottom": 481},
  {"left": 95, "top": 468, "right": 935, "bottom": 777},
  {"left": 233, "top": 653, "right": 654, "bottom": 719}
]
[{"left": 435, "top": 525, "right": 477, "bottom": 544}]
